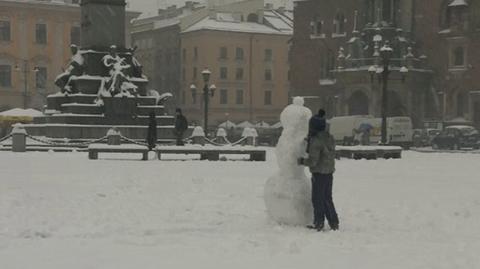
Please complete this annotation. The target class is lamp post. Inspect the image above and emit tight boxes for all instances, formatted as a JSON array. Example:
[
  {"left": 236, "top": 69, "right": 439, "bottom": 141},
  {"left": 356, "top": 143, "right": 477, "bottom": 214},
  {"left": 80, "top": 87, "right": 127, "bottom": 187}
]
[
  {"left": 191, "top": 68, "right": 216, "bottom": 134},
  {"left": 15, "top": 60, "right": 39, "bottom": 109},
  {"left": 368, "top": 42, "right": 408, "bottom": 144}
]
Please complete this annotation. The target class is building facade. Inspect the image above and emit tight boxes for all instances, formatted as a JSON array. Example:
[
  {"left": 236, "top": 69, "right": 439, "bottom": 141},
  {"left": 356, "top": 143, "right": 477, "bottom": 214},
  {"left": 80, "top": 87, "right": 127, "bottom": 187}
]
[
  {"left": 180, "top": 4, "right": 292, "bottom": 126},
  {"left": 132, "top": 0, "right": 293, "bottom": 126},
  {"left": 131, "top": 1, "right": 207, "bottom": 109},
  {"left": 414, "top": 0, "right": 480, "bottom": 127},
  {"left": 291, "top": 0, "right": 480, "bottom": 128},
  {"left": 0, "top": 0, "right": 138, "bottom": 110}
]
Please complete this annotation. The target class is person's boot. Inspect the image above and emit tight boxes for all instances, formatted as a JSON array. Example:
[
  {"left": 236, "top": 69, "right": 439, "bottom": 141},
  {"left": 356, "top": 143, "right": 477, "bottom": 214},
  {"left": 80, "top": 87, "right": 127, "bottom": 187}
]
[
  {"left": 329, "top": 223, "right": 339, "bottom": 231},
  {"left": 307, "top": 223, "right": 324, "bottom": 232}
]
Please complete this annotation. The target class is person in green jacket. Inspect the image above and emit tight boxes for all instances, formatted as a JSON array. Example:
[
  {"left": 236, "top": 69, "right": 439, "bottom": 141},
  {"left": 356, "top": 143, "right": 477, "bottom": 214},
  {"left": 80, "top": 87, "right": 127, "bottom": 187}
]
[{"left": 299, "top": 116, "right": 339, "bottom": 231}]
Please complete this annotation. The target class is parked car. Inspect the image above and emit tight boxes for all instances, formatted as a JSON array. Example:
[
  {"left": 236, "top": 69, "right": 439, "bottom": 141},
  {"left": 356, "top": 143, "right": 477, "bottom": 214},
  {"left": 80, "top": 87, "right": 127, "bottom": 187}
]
[
  {"left": 431, "top": 125, "right": 480, "bottom": 150},
  {"left": 413, "top": 128, "right": 441, "bottom": 147}
]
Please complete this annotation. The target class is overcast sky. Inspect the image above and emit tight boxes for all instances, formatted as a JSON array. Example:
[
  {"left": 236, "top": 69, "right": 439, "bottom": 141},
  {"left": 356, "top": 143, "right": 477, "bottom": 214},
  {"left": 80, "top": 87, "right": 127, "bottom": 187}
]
[{"left": 128, "top": 0, "right": 291, "bottom": 18}]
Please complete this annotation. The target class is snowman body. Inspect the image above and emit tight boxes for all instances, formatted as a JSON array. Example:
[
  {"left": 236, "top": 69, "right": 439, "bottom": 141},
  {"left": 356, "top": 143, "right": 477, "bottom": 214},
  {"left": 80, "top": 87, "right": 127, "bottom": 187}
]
[{"left": 264, "top": 97, "right": 313, "bottom": 226}]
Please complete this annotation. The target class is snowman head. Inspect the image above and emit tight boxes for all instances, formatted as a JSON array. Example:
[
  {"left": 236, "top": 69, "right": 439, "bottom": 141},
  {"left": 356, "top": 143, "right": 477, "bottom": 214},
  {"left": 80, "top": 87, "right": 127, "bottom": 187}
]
[
  {"left": 292, "top": 96, "right": 304, "bottom": 106},
  {"left": 280, "top": 97, "right": 312, "bottom": 132}
]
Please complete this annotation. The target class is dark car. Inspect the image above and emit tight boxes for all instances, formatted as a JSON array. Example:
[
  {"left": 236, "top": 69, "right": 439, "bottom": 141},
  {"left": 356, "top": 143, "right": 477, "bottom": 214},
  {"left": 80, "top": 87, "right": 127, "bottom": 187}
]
[
  {"left": 413, "top": 128, "right": 441, "bottom": 147},
  {"left": 431, "top": 126, "right": 480, "bottom": 150}
]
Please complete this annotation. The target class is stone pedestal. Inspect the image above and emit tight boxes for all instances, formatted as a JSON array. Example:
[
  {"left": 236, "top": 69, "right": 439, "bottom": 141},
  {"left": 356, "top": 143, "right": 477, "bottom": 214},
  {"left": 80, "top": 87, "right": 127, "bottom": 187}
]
[
  {"left": 11, "top": 126, "right": 27, "bottom": 152},
  {"left": 81, "top": 0, "right": 127, "bottom": 51},
  {"left": 104, "top": 97, "right": 137, "bottom": 124}
]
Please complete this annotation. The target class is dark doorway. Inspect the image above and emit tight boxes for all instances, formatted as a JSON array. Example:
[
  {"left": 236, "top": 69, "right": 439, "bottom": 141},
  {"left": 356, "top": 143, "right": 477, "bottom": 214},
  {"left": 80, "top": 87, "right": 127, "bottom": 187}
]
[
  {"left": 387, "top": 91, "right": 406, "bottom": 116},
  {"left": 348, "top": 91, "right": 369, "bottom": 115}
]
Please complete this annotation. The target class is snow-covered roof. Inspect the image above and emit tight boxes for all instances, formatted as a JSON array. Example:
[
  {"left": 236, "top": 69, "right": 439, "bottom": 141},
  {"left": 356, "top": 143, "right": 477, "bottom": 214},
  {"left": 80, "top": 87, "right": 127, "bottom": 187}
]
[
  {"left": 449, "top": 0, "right": 468, "bottom": 7},
  {"left": 182, "top": 16, "right": 290, "bottom": 35},
  {"left": 263, "top": 10, "right": 293, "bottom": 34}
]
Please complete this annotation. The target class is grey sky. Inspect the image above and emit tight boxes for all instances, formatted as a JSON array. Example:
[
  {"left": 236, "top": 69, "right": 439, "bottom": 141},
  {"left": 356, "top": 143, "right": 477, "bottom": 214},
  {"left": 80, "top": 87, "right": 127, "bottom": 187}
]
[{"left": 128, "top": 0, "right": 291, "bottom": 17}]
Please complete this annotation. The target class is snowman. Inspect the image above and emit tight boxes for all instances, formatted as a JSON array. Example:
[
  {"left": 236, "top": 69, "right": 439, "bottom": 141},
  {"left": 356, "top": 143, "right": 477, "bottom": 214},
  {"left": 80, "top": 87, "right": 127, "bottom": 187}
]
[{"left": 264, "top": 97, "right": 313, "bottom": 226}]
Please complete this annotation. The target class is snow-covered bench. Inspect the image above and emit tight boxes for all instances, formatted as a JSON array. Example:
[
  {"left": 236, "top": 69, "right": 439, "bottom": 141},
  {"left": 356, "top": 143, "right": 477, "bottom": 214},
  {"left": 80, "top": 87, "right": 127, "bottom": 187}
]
[
  {"left": 156, "top": 145, "right": 266, "bottom": 161},
  {"left": 336, "top": 146, "right": 402, "bottom": 160},
  {"left": 88, "top": 144, "right": 150, "bottom": 160}
]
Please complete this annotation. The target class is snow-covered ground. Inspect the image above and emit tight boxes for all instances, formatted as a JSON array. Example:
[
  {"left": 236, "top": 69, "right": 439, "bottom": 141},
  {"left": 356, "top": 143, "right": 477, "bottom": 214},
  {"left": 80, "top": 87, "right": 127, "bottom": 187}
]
[{"left": 1, "top": 150, "right": 479, "bottom": 269}]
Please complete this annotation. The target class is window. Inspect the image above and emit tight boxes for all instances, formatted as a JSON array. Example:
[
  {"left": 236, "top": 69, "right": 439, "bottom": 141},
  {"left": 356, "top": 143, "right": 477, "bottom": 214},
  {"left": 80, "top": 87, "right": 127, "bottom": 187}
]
[
  {"left": 264, "top": 91, "right": 272, "bottom": 105},
  {"left": 334, "top": 13, "right": 345, "bottom": 34},
  {"left": 264, "top": 69, "right": 272, "bottom": 81},
  {"left": 35, "top": 23, "right": 47, "bottom": 44},
  {"left": 0, "top": 20, "right": 11, "bottom": 41},
  {"left": 220, "top": 47, "right": 228, "bottom": 59},
  {"left": 182, "top": 68, "right": 185, "bottom": 81},
  {"left": 310, "top": 17, "right": 323, "bottom": 36},
  {"left": 453, "top": 47, "right": 465, "bottom": 66},
  {"left": 193, "top": 47, "right": 198, "bottom": 59},
  {"left": 236, "top": 89, "right": 244, "bottom": 105},
  {"left": 0, "top": 65, "right": 12, "bottom": 87},
  {"left": 235, "top": 68, "right": 244, "bottom": 80},
  {"left": 220, "top": 67, "right": 228, "bottom": 79},
  {"left": 265, "top": 49, "right": 272, "bottom": 61},
  {"left": 70, "top": 26, "right": 80, "bottom": 46},
  {"left": 220, "top": 89, "right": 228, "bottom": 104},
  {"left": 182, "top": 91, "right": 186, "bottom": 104},
  {"left": 182, "top": 48, "right": 186, "bottom": 62},
  {"left": 35, "top": 67, "right": 47, "bottom": 90},
  {"left": 236, "top": 47, "right": 244, "bottom": 60},
  {"left": 193, "top": 67, "right": 197, "bottom": 79}
]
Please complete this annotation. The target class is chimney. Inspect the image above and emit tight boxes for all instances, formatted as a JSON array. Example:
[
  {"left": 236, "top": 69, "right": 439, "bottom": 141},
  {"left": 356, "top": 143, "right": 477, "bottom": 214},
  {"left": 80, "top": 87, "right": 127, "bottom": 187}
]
[
  {"left": 277, "top": 6, "right": 285, "bottom": 13},
  {"left": 265, "top": 3, "right": 273, "bottom": 10}
]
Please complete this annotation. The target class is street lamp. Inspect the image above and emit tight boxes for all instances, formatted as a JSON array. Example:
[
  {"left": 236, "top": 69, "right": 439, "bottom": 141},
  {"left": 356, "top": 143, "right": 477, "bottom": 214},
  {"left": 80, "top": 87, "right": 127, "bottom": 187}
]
[
  {"left": 191, "top": 68, "right": 216, "bottom": 134},
  {"left": 14, "top": 60, "right": 39, "bottom": 109},
  {"left": 368, "top": 41, "right": 408, "bottom": 144}
]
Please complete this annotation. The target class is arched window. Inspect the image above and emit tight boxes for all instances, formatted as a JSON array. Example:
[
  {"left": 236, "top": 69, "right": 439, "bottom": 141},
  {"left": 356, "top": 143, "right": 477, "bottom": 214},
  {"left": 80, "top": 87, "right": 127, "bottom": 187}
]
[
  {"left": 334, "top": 13, "right": 345, "bottom": 34},
  {"left": 310, "top": 16, "right": 323, "bottom": 36},
  {"left": 453, "top": 47, "right": 465, "bottom": 66},
  {"left": 348, "top": 90, "right": 369, "bottom": 115}
]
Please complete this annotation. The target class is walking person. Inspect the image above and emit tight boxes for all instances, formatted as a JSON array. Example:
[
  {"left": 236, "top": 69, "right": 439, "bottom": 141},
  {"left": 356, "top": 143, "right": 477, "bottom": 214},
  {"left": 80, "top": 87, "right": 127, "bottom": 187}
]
[
  {"left": 174, "top": 108, "right": 188, "bottom": 146},
  {"left": 146, "top": 112, "right": 157, "bottom": 151},
  {"left": 299, "top": 114, "right": 339, "bottom": 231}
]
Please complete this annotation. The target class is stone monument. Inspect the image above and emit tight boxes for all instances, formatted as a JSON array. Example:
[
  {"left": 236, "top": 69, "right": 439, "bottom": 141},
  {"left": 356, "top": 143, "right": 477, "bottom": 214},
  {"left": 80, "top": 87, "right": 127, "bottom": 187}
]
[{"left": 24, "top": 0, "right": 187, "bottom": 141}]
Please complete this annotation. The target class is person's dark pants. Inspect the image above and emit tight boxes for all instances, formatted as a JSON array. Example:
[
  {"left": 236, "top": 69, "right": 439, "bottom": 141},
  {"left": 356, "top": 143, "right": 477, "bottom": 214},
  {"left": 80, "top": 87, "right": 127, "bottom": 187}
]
[
  {"left": 175, "top": 131, "right": 185, "bottom": 146},
  {"left": 311, "top": 173, "right": 339, "bottom": 228}
]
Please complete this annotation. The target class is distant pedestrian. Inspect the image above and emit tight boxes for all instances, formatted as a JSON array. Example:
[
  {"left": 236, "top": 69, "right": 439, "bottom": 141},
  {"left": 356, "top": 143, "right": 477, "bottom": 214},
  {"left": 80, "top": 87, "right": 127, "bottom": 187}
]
[
  {"left": 174, "top": 108, "right": 188, "bottom": 146},
  {"left": 146, "top": 112, "right": 157, "bottom": 151},
  {"left": 299, "top": 115, "right": 339, "bottom": 231}
]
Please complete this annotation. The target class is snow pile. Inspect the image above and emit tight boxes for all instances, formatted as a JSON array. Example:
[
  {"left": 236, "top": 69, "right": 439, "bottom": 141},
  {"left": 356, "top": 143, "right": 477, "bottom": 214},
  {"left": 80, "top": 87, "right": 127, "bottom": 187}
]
[
  {"left": 264, "top": 97, "right": 313, "bottom": 226},
  {"left": 1, "top": 151, "right": 480, "bottom": 268}
]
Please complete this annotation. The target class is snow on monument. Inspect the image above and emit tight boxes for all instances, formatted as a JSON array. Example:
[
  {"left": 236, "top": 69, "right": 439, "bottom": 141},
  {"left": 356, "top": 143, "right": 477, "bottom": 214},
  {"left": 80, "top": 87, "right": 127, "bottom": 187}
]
[{"left": 264, "top": 97, "right": 313, "bottom": 226}]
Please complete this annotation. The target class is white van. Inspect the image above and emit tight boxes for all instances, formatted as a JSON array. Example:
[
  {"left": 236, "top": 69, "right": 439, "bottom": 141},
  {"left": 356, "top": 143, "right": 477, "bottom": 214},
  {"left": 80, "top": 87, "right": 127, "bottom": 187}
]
[
  {"left": 328, "top": 115, "right": 413, "bottom": 148},
  {"left": 328, "top": 115, "right": 377, "bottom": 144}
]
